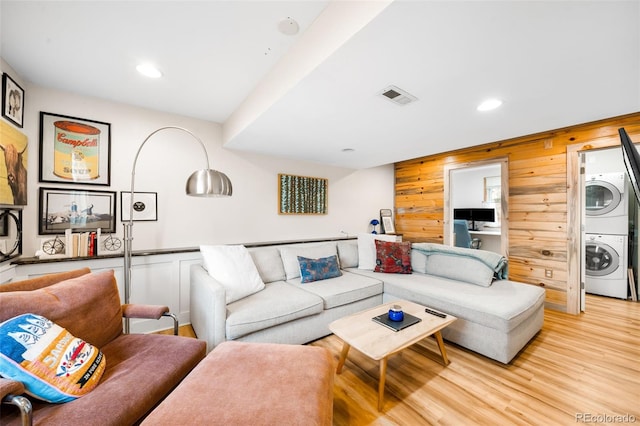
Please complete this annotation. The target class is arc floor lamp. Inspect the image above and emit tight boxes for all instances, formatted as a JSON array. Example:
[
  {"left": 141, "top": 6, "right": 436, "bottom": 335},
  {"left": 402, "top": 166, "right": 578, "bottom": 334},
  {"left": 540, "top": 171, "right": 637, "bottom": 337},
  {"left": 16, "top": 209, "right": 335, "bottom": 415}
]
[{"left": 123, "top": 126, "right": 232, "bottom": 333}]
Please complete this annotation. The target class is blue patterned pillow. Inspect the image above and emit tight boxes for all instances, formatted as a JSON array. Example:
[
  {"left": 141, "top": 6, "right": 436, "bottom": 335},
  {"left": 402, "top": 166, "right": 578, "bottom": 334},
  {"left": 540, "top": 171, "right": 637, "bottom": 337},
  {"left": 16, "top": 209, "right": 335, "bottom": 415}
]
[
  {"left": 0, "top": 313, "right": 106, "bottom": 403},
  {"left": 297, "top": 255, "right": 342, "bottom": 283}
]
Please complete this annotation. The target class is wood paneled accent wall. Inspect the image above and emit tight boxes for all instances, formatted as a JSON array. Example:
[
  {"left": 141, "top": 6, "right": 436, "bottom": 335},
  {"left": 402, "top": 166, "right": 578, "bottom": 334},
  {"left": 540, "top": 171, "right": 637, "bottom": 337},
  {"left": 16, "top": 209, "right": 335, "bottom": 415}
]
[{"left": 395, "top": 112, "right": 640, "bottom": 314}]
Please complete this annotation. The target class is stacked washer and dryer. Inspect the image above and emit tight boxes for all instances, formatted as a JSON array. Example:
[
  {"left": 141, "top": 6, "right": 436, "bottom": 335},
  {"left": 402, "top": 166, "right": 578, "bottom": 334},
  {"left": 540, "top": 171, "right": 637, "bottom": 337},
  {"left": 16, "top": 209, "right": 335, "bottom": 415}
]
[{"left": 585, "top": 172, "right": 629, "bottom": 299}]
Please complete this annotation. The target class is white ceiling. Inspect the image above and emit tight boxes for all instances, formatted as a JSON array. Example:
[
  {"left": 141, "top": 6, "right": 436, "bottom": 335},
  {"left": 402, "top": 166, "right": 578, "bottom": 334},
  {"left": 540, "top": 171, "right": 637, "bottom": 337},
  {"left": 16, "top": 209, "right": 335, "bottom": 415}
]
[{"left": 2, "top": 1, "right": 639, "bottom": 169}]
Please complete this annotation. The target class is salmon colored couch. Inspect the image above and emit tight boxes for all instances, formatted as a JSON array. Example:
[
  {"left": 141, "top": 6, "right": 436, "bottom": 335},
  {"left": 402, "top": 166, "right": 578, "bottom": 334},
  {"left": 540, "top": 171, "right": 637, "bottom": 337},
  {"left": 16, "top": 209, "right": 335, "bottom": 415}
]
[{"left": 0, "top": 268, "right": 206, "bottom": 425}]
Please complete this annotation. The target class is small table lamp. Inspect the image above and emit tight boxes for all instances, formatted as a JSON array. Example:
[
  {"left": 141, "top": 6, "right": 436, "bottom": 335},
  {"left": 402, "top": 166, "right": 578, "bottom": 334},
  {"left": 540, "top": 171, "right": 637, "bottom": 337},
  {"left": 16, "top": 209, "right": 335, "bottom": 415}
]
[{"left": 369, "top": 219, "right": 380, "bottom": 234}]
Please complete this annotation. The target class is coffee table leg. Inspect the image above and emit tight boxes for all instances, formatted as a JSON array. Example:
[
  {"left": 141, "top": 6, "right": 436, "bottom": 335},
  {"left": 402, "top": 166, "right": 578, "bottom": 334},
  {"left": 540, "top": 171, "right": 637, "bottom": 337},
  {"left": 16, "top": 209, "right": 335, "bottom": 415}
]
[
  {"left": 336, "top": 342, "right": 351, "bottom": 374},
  {"left": 433, "top": 331, "right": 450, "bottom": 365},
  {"left": 378, "top": 357, "right": 388, "bottom": 411}
]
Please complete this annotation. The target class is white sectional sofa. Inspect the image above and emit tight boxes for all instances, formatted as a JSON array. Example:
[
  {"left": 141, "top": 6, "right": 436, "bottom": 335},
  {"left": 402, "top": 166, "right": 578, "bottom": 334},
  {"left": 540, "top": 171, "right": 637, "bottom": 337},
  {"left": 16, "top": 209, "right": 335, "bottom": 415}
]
[{"left": 190, "top": 237, "right": 546, "bottom": 364}]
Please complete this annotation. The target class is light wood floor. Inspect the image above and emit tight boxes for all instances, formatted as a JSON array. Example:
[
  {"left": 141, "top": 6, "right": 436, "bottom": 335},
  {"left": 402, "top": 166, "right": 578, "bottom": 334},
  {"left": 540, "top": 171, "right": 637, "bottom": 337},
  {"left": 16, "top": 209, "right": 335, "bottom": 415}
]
[{"left": 166, "top": 295, "right": 640, "bottom": 425}]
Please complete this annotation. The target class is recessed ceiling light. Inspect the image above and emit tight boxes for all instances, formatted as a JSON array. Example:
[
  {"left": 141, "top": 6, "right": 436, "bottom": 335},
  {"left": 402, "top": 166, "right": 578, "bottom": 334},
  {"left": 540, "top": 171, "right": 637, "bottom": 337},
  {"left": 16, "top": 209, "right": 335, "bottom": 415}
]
[
  {"left": 477, "top": 98, "right": 503, "bottom": 111},
  {"left": 136, "top": 63, "right": 162, "bottom": 78}
]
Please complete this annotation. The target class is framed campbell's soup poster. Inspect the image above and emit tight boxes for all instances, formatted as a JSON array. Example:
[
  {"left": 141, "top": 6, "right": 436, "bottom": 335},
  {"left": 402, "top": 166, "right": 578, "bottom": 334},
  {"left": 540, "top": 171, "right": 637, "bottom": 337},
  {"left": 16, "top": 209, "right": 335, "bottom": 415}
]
[{"left": 39, "top": 112, "right": 111, "bottom": 186}]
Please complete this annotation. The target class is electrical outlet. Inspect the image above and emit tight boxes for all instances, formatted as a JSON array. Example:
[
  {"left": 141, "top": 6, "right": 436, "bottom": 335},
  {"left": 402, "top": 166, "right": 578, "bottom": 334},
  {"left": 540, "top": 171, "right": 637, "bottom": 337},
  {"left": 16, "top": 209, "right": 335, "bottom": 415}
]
[{"left": 545, "top": 269, "right": 553, "bottom": 279}]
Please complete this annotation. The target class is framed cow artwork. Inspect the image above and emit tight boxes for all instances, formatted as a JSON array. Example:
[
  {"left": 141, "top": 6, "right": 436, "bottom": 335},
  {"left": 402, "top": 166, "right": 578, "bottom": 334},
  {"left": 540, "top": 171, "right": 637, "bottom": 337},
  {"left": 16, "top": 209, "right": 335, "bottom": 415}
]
[{"left": 0, "top": 121, "right": 27, "bottom": 206}]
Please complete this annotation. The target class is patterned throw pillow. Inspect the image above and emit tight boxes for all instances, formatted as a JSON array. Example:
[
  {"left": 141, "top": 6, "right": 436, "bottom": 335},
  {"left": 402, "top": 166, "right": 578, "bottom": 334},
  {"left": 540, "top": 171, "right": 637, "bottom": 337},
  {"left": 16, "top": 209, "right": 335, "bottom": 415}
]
[
  {"left": 374, "top": 240, "right": 413, "bottom": 274},
  {"left": 297, "top": 255, "right": 342, "bottom": 283},
  {"left": 0, "top": 313, "right": 106, "bottom": 403}
]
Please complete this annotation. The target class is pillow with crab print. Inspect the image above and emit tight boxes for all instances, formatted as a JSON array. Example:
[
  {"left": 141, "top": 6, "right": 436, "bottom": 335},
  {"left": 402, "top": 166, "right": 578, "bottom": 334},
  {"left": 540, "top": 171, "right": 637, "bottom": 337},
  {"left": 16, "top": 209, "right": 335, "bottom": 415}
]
[{"left": 0, "top": 313, "right": 106, "bottom": 403}]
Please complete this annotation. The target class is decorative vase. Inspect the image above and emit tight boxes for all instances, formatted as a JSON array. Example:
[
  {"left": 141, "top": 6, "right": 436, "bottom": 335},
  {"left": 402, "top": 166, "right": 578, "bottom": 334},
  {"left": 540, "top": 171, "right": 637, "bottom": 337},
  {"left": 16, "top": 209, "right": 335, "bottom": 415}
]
[{"left": 388, "top": 305, "right": 404, "bottom": 322}]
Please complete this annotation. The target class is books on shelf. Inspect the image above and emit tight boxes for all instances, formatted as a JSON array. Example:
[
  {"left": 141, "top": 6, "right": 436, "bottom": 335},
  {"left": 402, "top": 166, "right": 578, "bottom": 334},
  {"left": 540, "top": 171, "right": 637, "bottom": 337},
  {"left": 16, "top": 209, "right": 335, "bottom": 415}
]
[{"left": 65, "top": 228, "right": 101, "bottom": 258}]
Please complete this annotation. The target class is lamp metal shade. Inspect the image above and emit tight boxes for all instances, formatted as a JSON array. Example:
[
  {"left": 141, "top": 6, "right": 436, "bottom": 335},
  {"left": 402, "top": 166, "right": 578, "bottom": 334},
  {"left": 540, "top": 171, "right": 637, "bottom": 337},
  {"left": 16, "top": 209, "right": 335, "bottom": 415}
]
[{"left": 186, "top": 168, "right": 233, "bottom": 197}]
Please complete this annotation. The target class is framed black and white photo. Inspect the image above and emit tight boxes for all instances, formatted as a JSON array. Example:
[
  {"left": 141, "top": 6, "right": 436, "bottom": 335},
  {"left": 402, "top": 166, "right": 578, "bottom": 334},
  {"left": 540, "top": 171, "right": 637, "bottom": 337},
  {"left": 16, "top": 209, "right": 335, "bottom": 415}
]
[
  {"left": 121, "top": 192, "right": 157, "bottom": 221},
  {"left": 39, "top": 187, "right": 116, "bottom": 235},
  {"left": 2, "top": 73, "right": 24, "bottom": 128},
  {"left": 39, "top": 112, "right": 111, "bottom": 186},
  {"left": 380, "top": 209, "right": 395, "bottom": 234}
]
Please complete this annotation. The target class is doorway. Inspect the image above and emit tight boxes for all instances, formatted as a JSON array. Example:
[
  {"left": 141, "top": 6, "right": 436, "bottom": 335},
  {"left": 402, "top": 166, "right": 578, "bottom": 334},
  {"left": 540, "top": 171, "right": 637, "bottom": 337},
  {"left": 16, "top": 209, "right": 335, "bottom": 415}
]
[
  {"left": 568, "top": 139, "right": 638, "bottom": 314},
  {"left": 444, "top": 158, "right": 509, "bottom": 256},
  {"left": 581, "top": 148, "right": 635, "bottom": 307}
]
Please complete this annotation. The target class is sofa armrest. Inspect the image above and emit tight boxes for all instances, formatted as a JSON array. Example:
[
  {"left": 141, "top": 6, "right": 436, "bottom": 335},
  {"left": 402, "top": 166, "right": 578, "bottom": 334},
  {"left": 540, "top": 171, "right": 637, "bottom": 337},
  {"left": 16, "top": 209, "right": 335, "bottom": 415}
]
[
  {"left": 1, "top": 378, "right": 32, "bottom": 426},
  {"left": 190, "top": 263, "right": 227, "bottom": 353},
  {"left": 122, "top": 304, "right": 179, "bottom": 335},
  {"left": 122, "top": 304, "right": 169, "bottom": 320}
]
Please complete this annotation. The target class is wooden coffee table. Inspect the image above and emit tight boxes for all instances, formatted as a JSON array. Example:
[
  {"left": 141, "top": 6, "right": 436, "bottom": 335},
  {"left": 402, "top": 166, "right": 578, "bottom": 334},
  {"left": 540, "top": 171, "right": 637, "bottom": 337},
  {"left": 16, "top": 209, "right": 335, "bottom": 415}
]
[{"left": 329, "top": 300, "right": 456, "bottom": 411}]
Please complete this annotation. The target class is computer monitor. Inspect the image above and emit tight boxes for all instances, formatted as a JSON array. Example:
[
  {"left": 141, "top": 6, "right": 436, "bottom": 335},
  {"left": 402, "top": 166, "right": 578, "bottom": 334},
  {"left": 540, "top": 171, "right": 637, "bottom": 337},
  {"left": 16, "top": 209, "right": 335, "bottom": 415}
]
[
  {"left": 453, "top": 208, "right": 473, "bottom": 222},
  {"left": 471, "top": 208, "right": 496, "bottom": 223},
  {"left": 453, "top": 208, "right": 495, "bottom": 230}
]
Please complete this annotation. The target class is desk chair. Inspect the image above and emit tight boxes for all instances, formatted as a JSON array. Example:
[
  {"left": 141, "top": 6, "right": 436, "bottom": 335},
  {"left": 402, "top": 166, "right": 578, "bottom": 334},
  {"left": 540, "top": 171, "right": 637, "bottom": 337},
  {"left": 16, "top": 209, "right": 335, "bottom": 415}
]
[{"left": 454, "top": 219, "right": 481, "bottom": 249}]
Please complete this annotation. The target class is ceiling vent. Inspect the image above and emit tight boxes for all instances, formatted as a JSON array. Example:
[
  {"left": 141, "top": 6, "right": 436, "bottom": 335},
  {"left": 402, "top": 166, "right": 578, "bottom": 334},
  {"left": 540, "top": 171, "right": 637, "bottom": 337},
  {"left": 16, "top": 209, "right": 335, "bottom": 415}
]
[{"left": 379, "top": 85, "right": 418, "bottom": 106}]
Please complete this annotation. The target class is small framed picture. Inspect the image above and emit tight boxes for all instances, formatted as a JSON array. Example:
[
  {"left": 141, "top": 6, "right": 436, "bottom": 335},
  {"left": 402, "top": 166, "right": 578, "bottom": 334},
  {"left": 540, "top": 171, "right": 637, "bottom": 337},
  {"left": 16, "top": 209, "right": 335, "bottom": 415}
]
[
  {"left": 2, "top": 73, "right": 24, "bottom": 128},
  {"left": 39, "top": 111, "right": 111, "bottom": 186},
  {"left": 121, "top": 192, "right": 157, "bottom": 221},
  {"left": 380, "top": 209, "right": 395, "bottom": 234},
  {"left": 39, "top": 187, "right": 117, "bottom": 235}
]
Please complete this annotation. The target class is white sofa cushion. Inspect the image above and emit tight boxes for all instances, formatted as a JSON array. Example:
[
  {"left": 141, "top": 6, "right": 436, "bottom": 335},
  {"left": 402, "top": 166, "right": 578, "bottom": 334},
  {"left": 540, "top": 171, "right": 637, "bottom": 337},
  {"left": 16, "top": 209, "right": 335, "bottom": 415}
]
[
  {"left": 411, "top": 249, "right": 428, "bottom": 274},
  {"left": 200, "top": 245, "right": 265, "bottom": 303},
  {"left": 337, "top": 240, "right": 359, "bottom": 268},
  {"left": 357, "top": 233, "right": 399, "bottom": 270},
  {"left": 248, "top": 247, "right": 286, "bottom": 283},
  {"left": 225, "top": 282, "right": 323, "bottom": 340},
  {"left": 287, "top": 270, "right": 383, "bottom": 309},
  {"left": 425, "top": 254, "right": 495, "bottom": 287},
  {"left": 279, "top": 243, "right": 338, "bottom": 280}
]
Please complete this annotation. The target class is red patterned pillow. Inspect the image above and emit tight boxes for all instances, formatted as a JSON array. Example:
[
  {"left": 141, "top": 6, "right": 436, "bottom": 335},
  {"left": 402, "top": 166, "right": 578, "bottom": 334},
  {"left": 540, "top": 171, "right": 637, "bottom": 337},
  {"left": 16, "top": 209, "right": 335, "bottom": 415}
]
[{"left": 374, "top": 240, "right": 412, "bottom": 274}]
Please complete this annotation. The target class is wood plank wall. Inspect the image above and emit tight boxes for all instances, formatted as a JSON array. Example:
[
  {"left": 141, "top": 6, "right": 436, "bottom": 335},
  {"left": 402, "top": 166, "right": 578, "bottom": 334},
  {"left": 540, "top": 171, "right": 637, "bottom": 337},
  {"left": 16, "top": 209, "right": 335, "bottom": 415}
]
[{"left": 395, "top": 112, "right": 640, "bottom": 313}]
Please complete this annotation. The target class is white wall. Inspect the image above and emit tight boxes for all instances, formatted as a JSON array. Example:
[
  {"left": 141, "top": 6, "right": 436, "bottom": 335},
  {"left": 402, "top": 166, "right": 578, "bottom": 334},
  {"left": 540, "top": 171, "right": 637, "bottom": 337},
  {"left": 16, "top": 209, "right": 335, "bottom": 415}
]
[
  {"left": 451, "top": 164, "right": 500, "bottom": 208},
  {"left": 1, "top": 59, "right": 394, "bottom": 259}
]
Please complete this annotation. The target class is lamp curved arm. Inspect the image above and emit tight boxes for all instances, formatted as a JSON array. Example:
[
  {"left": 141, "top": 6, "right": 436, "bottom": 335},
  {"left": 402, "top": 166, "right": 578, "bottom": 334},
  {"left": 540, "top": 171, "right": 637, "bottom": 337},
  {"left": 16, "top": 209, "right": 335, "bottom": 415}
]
[
  {"left": 123, "top": 126, "right": 231, "bottom": 334},
  {"left": 128, "top": 126, "right": 210, "bottom": 225}
]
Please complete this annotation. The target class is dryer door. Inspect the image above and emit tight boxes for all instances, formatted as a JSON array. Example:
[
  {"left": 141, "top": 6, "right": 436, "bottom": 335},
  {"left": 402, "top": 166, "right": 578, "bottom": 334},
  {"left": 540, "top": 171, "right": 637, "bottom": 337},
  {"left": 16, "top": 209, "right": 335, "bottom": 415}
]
[
  {"left": 585, "top": 180, "right": 621, "bottom": 216},
  {"left": 585, "top": 241, "right": 620, "bottom": 277}
]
